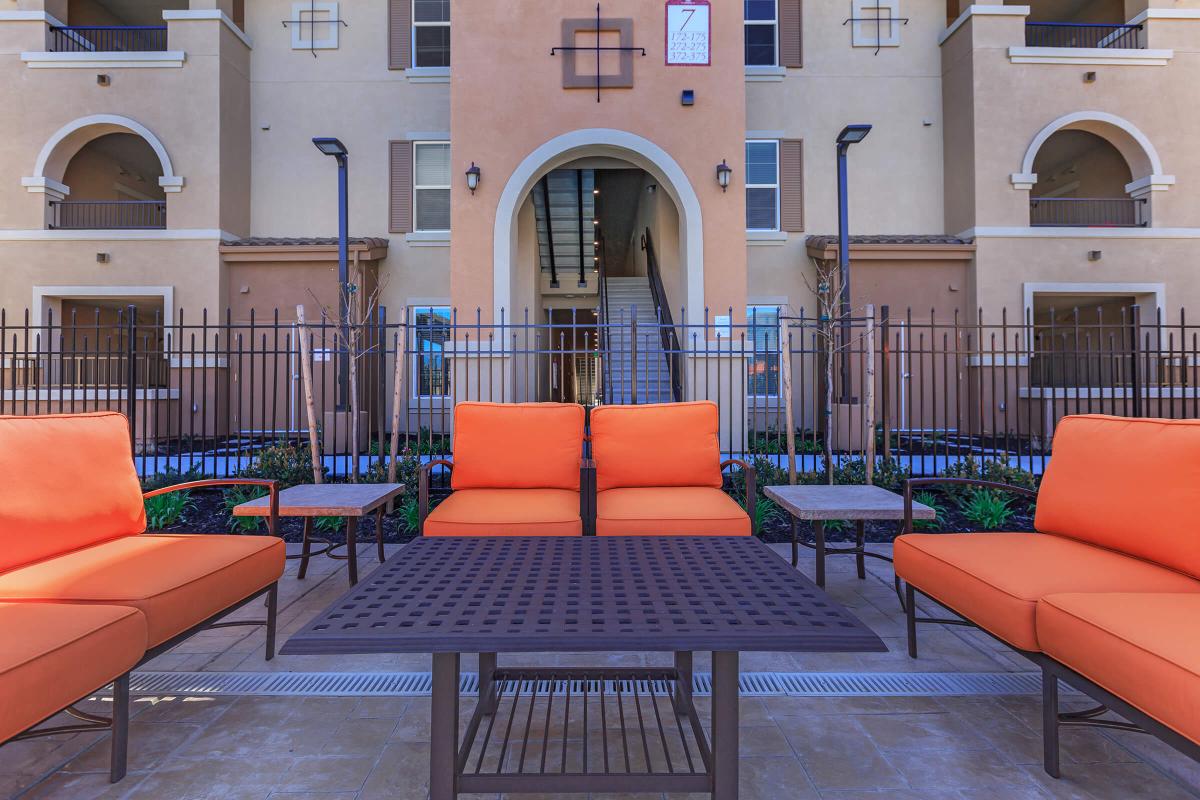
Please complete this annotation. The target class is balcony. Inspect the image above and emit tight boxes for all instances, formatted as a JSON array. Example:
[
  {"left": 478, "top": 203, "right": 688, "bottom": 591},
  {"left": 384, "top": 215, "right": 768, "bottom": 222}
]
[
  {"left": 1029, "top": 197, "right": 1147, "bottom": 228},
  {"left": 1024, "top": 22, "right": 1143, "bottom": 49},
  {"left": 48, "top": 200, "right": 166, "bottom": 231},
  {"left": 46, "top": 25, "right": 168, "bottom": 53}
]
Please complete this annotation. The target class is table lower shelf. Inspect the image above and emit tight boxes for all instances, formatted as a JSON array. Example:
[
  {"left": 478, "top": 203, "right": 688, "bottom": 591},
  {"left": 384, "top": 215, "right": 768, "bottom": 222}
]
[{"left": 456, "top": 667, "right": 712, "bottom": 794}]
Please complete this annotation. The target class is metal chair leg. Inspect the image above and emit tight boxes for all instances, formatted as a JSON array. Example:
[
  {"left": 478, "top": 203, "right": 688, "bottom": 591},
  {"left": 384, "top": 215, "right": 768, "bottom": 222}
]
[
  {"left": 109, "top": 673, "right": 129, "bottom": 783},
  {"left": 1043, "top": 667, "right": 1061, "bottom": 778},
  {"left": 265, "top": 583, "right": 278, "bottom": 661},
  {"left": 905, "top": 582, "right": 918, "bottom": 659}
]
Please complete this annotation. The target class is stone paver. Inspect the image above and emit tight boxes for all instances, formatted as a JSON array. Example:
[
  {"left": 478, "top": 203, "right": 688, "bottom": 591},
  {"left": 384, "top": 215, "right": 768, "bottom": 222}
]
[{"left": 2, "top": 542, "right": 1198, "bottom": 799}]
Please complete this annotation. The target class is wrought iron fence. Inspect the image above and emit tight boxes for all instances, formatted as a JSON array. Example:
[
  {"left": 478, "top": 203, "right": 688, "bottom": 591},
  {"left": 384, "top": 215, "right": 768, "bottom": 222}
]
[
  {"left": 47, "top": 25, "right": 168, "bottom": 52},
  {"left": 2, "top": 303, "right": 1197, "bottom": 480},
  {"left": 1029, "top": 197, "right": 1146, "bottom": 228},
  {"left": 49, "top": 200, "right": 167, "bottom": 230},
  {"left": 1024, "top": 22, "right": 1142, "bottom": 49}
]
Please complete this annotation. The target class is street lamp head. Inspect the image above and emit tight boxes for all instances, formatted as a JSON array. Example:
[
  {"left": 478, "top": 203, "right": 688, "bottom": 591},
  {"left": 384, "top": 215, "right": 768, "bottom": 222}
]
[
  {"left": 312, "top": 137, "right": 348, "bottom": 158},
  {"left": 836, "top": 124, "right": 872, "bottom": 146}
]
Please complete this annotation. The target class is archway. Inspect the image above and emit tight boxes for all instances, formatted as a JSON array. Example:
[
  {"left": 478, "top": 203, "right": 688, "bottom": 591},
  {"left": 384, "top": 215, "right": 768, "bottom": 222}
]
[
  {"left": 1028, "top": 130, "right": 1143, "bottom": 226},
  {"left": 1011, "top": 111, "right": 1173, "bottom": 200},
  {"left": 494, "top": 129, "right": 704, "bottom": 325},
  {"left": 23, "top": 114, "right": 184, "bottom": 199}
]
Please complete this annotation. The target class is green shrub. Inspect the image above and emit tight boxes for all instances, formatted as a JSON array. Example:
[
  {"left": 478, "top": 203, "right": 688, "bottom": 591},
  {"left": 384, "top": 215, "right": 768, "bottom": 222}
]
[
  {"left": 397, "top": 497, "right": 421, "bottom": 535},
  {"left": 315, "top": 516, "right": 343, "bottom": 534},
  {"left": 960, "top": 491, "right": 1013, "bottom": 530},
  {"left": 832, "top": 457, "right": 910, "bottom": 493},
  {"left": 364, "top": 446, "right": 422, "bottom": 496},
  {"left": 941, "top": 456, "right": 1037, "bottom": 512},
  {"left": 141, "top": 464, "right": 204, "bottom": 493},
  {"left": 912, "top": 490, "right": 943, "bottom": 532},
  {"left": 241, "top": 441, "right": 324, "bottom": 488},
  {"left": 224, "top": 486, "right": 267, "bottom": 533},
  {"left": 744, "top": 497, "right": 781, "bottom": 531},
  {"left": 145, "top": 490, "right": 192, "bottom": 530}
]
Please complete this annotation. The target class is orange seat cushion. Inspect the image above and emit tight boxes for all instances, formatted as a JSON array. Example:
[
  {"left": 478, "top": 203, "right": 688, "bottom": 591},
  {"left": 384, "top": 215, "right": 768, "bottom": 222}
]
[
  {"left": 1035, "top": 415, "right": 1200, "bottom": 579},
  {"left": 894, "top": 532, "right": 1200, "bottom": 652},
  {"left": 591, "top": 401, "right": 723, "bottom": 492},
  {"left": 595, "top": 487, "right": 750, "bottom": 537},
  {"left": 423, "top": 489, "right": 582, "bottom": 537},
  {"left": 450, "top": 402, "right": 585, "bottom": 491},
  {"left": 0, "top": 602, "right": 146, "bottom": 743},
  {"left": 1037, "top": 593, "right": 1200, "bottom": 745},
  {"left": 0, "top": 413, "right": 145, "bottom": 573},
  {"left": 0, "top": 534, "right": 284, "bottom": 648}
]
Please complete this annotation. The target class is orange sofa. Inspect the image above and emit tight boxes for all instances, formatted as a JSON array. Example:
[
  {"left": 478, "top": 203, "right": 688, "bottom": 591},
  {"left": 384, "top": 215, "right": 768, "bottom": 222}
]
[
  {"left": 0, "top": 412, "right": 286, "bottom": 780},
  {"left": 419, "top": 402, "right": 587, "bottom": 536},
  {"left": 590, "top": 401, "right": 754, "bottom": 536},
  {"left": 894, "top": 414, "right": 1200, "bottom": 777},
  {"left": 1, "top": 603, "right": 146, "bottom": 782}
]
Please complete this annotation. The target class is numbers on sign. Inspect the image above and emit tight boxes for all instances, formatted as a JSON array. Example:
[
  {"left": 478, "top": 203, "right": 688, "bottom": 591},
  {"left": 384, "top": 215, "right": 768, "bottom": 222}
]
[{"left": 680, "top": 9, "right": 694, "bottom": 29}]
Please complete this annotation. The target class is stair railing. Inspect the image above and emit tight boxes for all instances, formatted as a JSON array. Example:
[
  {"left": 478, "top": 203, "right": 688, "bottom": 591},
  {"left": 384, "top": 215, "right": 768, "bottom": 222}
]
[
  {"left": 597, "top": 235, "right": 614, "bottom": 404},
  {"left": 643, "top": 228, "right": 684, "bottom": 402}
]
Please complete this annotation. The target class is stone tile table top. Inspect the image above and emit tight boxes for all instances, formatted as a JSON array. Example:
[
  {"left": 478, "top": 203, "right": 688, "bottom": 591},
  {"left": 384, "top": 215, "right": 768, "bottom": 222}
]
[{"left": 763, "top": 484, "right": 935, "bottom": 521}]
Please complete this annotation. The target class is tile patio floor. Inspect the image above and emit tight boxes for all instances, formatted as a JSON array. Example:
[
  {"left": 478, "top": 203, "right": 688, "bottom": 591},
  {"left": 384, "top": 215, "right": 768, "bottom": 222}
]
[{"left": 4, "top": 543, "right": 1199, "bottom": 799}]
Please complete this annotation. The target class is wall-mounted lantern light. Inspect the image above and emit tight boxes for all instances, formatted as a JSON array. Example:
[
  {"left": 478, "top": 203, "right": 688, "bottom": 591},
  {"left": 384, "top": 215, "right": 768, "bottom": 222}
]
[
  {"left": 465, "top": 162, "right": 481, "bottom": 194},
  {"left": 716, "top": 160, "right": 732, "bottom": 192}
]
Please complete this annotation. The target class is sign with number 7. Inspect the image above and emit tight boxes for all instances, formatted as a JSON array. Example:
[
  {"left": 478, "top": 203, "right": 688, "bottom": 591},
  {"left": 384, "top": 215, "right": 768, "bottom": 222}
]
[{"left": 665, "top": 0, "right": 711, "bottom": 66}]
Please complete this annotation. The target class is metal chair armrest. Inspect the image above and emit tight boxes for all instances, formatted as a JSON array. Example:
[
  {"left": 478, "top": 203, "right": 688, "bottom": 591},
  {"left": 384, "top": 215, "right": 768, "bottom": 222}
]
[
  {"left": 144, "top": 478, "right": 280, "bottom": 535},
  {"left": 901, "top": 477, "right": 1038, "bottom": 533},
  {"left": 419, "top": 459, "right": 454, "bottom": 534},
  {"left": 721, "top": 458, "right": 757, "bottom": 535}
]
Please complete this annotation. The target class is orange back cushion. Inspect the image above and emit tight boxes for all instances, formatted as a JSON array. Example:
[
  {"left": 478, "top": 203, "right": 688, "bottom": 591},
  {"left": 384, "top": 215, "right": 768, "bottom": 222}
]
[
  {"left": 0, "top": 412, "right": 145, "bottom": 573},
  {"left": 592, "top": 401, "right": 723, "bottom": 491},
  {"left": 1035, "top": 415, "right": 1200, "bottom": 578},
  {"left": 450, "top": 402, "right": 585, "bottom": 490}
]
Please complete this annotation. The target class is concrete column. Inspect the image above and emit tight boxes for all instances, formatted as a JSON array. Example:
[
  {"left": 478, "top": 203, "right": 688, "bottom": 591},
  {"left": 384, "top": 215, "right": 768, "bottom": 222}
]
[{"left": 686, "top": 340, "right": 749, "bottom": 454}]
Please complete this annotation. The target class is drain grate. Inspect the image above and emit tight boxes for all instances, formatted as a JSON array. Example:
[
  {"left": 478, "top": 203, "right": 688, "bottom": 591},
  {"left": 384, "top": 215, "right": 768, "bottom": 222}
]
[{"left": 127, "top": 670, "right": 1043, "bottom": 699}]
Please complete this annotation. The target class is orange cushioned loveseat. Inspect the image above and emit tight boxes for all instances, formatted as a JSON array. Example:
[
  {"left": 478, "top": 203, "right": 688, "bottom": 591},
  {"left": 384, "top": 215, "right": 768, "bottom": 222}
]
[
  {"left": 894, "top": 414, "right": 1200, "bottom": 777},
  {"left": 590, "top": 401, "right": 754, "bottom": 536},
  {"left": 419, "top": 402, "right": 587, "bottom": 536}
]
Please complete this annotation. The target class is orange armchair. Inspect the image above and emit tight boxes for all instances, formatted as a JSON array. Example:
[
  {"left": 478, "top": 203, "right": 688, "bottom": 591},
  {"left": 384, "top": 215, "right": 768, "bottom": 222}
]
[
  {"left": 419, "top": 402, "right": 588, "bottom": 536},
  {"left": 590, "top": 401, "right": 754, "bottom": 536}
]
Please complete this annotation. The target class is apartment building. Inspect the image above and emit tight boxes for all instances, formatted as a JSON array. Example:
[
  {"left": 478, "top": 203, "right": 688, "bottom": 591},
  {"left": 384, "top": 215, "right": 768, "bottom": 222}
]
[{"left": 0, "top": 0, "right": 1197, "bottom": 417}]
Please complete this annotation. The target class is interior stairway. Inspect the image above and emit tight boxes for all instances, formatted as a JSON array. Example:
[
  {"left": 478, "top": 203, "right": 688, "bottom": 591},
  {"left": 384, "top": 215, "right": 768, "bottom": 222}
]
[{"left": 603, "top": 276, "right": 674, "bottom": 404}]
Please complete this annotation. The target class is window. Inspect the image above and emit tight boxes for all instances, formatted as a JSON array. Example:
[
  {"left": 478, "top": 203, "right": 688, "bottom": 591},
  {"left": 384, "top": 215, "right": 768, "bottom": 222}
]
[
  {"left": 746, "top": 140, "right": 780, "bottom": 231},
  {"left": 413, "top": 0, "right": 450, "bottom": 67},
  {"left": 748, "top": 306, "right": 781, "bottom": 397},
  {"left": 413, "top": 142, "right": 450, "bottom": 232},
  {"left": 744, "top": 0, "right": 777, "bottom": 66},
  {"left": 412, "top": 306, "right": 452, "bottom": 398}
]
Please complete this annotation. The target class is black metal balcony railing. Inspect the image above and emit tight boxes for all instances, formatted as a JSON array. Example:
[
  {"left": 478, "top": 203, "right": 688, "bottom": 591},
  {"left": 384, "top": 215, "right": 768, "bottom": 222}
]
[
  {"left": 47, "top": 25, "right": 167, "bottom": 53},
  {"left": 1030, "top": 197, "right": 1147, "bottom": 228},
  {"left": 49, "top": 200, "right": 167, "bottom": 230},
  {"left": 1024, "top": 22, "right": 1143, "bottom": 49}
]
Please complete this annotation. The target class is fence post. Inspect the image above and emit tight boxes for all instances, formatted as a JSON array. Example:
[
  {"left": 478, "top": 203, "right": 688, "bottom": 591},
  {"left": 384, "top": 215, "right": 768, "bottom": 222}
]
[
  {"left": 864, "top": 306, "right": 876, "bottom": 485},
  {"left": 630, "top": 308, "right": 639, "bottom": 405},
  {"left": 880, "top": 305, "right": 891, "bottom": 460},
  {"left": 779, "top": 314, "right": 796, "bottom": 485},
  {"left": 1130, "top": 304, "right": 1142, "bottom": 418},
  {"left": 125, "top": 304, "right": 137, "bottom": 450}
]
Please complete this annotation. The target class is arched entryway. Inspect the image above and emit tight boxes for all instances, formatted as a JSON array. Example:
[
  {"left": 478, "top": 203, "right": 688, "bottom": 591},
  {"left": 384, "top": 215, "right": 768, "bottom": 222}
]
[{"left": 1011, "top": 112, "right": 1173, "bottom": 226}]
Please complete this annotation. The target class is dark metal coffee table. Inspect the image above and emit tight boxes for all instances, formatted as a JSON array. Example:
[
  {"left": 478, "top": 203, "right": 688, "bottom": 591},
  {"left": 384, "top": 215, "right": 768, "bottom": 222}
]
[{"left": 283, "top": 536, "right": 884, "bottom": 799}]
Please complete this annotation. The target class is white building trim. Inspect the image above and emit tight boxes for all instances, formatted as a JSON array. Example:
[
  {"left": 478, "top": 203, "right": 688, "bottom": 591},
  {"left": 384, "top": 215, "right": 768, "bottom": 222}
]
[
  {"left": 494, "top": 128, "right": 705, "bottom": 324},
  {"left": 21, "top": 51, "right": 186, "bottom": 69},
  {"left": 28, "top": 114, "right": 185, "bottom": 195},
  {"left": 33, "top": 284, "right": 176, "bottom": 338},
  {"left": 1127, "top": 8, "right": 1200, "bottom": 25},
  {"left": 0, "top": 229, "right": 236, "bottom": 242},
  {"left": 161, "top": 9, "right": 252, "bottom": 49},
  {"left": 1007, "top": 46, "right": 1172, "bottom": 66},
  {"left": 963, "top": 227, "right": 1200, "bottom": 239},
  {"left": 1022, "top": 281, "right": 1165, "bottom": 325},
  {"left": 940, "top": 5, "right": 1029, "bottom": 46}
]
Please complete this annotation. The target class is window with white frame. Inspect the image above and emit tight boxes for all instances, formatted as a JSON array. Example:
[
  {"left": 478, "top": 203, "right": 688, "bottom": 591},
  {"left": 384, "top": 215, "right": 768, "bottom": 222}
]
[
  {"left": 746, "top": 140, "right": 780, "bottom": 231},
  {"left": 744, "top": 0, "right": 777, "bottom": 66},
  {"left": 413, "top": 0, "right": 450, "bottom": 67},
  {"left": 413, "top": 142, "right": 451, "bottom": 232},
  {"left": 747, "top": 305, "right": 781, "bottom": 397},
  {"left": 412, "top": 306, "right": 452, "bottom": 398}
]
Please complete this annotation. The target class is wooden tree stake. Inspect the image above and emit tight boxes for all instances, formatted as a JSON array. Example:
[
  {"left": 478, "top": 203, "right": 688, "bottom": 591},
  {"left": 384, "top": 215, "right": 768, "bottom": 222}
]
[{"left": 296, "top": 304, "right": 324, "bottom": 484}]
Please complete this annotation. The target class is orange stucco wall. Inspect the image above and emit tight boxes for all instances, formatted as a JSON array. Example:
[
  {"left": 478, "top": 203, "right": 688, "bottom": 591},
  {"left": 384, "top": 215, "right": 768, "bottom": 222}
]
[{"left": 449, "top": 0, "right": 747, "bottom": 321}]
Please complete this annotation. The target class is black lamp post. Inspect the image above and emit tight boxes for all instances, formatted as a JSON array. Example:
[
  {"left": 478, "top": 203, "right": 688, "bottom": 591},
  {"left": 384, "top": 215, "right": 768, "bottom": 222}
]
[
  {"left": 835, "top": 124, "right": 871, "bottom": 403},
  {"left": 313, "top": 137, "right": 350, "bottom": 409}
]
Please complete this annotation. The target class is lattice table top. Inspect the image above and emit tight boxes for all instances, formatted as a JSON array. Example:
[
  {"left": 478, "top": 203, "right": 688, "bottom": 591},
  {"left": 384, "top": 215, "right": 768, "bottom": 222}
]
[{"left": 282, "top": 537, "right": 886, "bottom": 655}]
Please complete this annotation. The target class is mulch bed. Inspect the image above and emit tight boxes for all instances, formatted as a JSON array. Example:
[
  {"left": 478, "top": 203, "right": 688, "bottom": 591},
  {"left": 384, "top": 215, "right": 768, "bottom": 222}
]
[{"left": 153, "top": 486, "right": 1036, "bottom": 547}]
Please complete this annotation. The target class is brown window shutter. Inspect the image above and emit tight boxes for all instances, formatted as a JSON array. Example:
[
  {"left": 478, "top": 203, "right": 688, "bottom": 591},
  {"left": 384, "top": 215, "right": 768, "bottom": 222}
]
[
  {"left": 389, "top": 140, "right": 414, "bottom": 234},
  {"left": 779, "top": 139, "right": 804, "bottom": 233},
  {"left": 778, "top": 0, "right": 802, "bottom": 68},
  {"left": 388, "top": 0, "right": 411, "bottom": 69}
]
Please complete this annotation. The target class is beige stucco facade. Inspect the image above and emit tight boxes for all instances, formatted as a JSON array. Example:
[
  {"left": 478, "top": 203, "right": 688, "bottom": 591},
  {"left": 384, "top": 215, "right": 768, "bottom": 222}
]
[{"left": 0, "top": 0, "right": 1198, "bottom": 338}]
